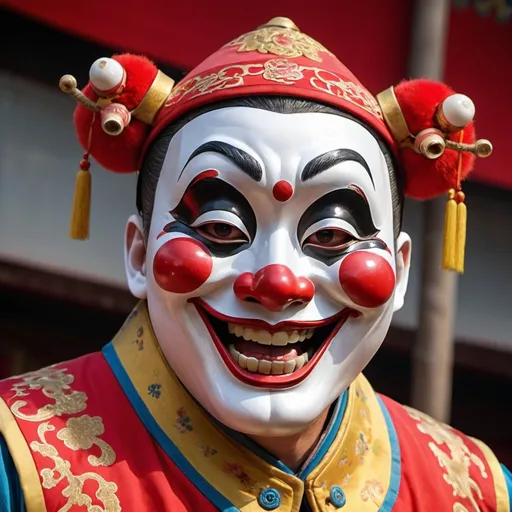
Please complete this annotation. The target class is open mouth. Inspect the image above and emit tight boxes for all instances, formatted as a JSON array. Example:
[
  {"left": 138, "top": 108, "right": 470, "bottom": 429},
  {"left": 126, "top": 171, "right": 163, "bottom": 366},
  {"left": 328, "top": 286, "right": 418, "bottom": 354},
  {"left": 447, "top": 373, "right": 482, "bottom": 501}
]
[{"left": 191, "top": 298, "right": 358, "bottom": 389}]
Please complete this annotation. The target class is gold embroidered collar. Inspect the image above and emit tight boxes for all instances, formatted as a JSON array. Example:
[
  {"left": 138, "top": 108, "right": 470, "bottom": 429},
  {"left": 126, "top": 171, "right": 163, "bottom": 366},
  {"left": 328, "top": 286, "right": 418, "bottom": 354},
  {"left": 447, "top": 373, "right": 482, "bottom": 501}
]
[{"left": 104, "top": 301, "right": 399, "bottom": 511}]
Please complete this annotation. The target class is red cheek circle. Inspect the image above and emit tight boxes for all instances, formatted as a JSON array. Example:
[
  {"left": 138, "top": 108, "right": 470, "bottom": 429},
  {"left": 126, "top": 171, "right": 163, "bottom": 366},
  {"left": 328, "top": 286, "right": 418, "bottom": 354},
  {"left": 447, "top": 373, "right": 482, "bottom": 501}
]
[
  {"left": 153, "top": 238, "right": 213, "bottom": 294},
  {"left": 338, "top": 252, "right": 395, "bottom": 308},
  {"left": 272, "top": 180, "right": 293, "bottom": 202}
]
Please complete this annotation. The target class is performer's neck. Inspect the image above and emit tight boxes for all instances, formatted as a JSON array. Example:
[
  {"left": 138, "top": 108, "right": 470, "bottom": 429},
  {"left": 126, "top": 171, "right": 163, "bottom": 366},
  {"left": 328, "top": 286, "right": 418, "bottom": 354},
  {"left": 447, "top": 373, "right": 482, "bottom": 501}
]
[{"left": 247, "top": 407, "right": 331, "bottom": 472}]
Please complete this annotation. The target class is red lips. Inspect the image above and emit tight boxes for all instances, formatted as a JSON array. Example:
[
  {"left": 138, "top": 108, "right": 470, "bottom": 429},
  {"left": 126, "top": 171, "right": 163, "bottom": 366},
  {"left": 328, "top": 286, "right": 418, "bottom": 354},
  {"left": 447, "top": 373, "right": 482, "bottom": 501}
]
[{"left": 233, "top": 264, "right": 315, "bottom": 312}]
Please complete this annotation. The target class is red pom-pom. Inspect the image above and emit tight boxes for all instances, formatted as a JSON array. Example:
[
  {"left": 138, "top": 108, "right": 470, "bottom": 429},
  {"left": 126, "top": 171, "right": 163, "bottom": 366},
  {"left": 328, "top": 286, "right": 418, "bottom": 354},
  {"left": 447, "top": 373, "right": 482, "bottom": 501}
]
[
  {"left": 394, "top": 79, "right": 476, "bottom": 200},
  {"left": 73, "top": 54, "right": 158, "bottom": 173}
]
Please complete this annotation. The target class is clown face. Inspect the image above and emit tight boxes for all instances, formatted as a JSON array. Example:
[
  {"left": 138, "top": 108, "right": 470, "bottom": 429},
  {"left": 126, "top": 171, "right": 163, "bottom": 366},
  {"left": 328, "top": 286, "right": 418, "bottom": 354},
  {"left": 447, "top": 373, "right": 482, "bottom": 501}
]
[{"left": 125, "top": 106, "right": 411, "bottom": 436}]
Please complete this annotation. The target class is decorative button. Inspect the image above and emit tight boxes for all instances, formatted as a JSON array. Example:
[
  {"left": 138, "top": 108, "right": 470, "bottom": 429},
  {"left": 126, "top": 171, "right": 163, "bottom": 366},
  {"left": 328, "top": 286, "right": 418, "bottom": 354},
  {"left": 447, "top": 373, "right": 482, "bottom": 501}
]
[
  {"left": 329, "top": 485, "right": 346, "bottom": 508},
  {"left": 258, "top": 488, "right": 281, "bottom": 510}
]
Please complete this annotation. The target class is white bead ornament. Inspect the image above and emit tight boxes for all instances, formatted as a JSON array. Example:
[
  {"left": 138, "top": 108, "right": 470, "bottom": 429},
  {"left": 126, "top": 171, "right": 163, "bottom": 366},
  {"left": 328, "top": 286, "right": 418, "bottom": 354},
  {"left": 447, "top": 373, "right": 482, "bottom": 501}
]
[
  {"left": 441, "top": 94, "right": 475, "bottom": 129},
  {"left": 89, "top": 57, "right": 125, "bottom": 94}
]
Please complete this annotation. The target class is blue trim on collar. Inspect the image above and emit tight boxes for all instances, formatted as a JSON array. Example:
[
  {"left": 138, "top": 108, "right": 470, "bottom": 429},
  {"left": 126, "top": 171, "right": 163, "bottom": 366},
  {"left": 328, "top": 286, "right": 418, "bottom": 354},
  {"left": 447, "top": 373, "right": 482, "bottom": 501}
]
[
  {"left": 298, "top": 391, "right": 348, "bottom": 480},
  {"left": 376, "top": 396, "right": 401, "bottom": 512},
  {"left": 210, "top": 390, "right": 348, "bottom": 479},
  {"left": 102, "top": 342, "right": 240, "bottom": 512}
]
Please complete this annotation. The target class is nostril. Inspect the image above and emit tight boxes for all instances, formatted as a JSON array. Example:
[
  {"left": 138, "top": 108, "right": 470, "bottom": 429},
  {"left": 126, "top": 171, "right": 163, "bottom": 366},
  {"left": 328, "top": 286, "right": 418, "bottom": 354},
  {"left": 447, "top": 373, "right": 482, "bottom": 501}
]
[
  {"left": 289, "top": 300, "right": 305, "bottom": 307},
  {"left": 244, "top": 297, "right": 260, "bottom": 304}
]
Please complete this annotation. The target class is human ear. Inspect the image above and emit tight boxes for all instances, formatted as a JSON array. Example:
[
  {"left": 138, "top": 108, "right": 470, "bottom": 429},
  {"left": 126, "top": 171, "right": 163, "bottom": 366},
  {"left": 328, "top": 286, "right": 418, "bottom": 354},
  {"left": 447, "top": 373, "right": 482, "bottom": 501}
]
[
  {"left": 393, "top": 232, "right": 412, "bottom": 312},
  {"left": 124, "top": 214, "right": 147, "bottom": 299}
]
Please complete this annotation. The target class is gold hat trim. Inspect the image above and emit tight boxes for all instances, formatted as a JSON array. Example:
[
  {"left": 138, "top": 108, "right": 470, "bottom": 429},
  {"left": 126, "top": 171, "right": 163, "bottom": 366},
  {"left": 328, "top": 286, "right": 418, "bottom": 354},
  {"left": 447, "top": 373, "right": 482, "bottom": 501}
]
[
  {"left": 376, "top": 86, "right": 411, "bottom": 144},
  {"left": 132, "top": 70, "right": 175, "bottom": 125}
]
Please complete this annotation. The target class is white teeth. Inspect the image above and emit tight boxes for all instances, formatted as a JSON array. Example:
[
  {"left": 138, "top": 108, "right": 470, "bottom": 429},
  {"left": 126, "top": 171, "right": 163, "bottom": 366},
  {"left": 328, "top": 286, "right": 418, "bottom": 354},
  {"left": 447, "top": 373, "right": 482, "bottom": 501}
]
[
  {"left": 246, "top": 357, "right": 259, "bottom": 372},
  {"left": 228, "top": 345, "right": 309, "bottom": 375},
  {"left": 272, "top": 331, "right": 289, "bottom": 346},
  {"left": 228, "top": 323, "right": 314, "bottom": 346}
]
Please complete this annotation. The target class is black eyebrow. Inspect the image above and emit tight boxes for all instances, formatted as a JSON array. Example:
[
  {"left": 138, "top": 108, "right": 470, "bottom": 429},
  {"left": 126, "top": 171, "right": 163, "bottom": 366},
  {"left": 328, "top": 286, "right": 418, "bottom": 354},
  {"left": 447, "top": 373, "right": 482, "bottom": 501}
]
[
  {"left": 178, "top": 141, "right": 262, "bottom": 182},
  {"left": 301, "top": 149, "right": 374, "bottom": 188}
]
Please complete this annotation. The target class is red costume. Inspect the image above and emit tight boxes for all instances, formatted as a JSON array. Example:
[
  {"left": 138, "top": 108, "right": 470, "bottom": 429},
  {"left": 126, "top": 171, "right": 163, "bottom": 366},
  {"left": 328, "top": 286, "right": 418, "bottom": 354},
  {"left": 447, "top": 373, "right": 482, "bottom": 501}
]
[{"left": 0, "top": 16, "right": 508, "bottom": 512}]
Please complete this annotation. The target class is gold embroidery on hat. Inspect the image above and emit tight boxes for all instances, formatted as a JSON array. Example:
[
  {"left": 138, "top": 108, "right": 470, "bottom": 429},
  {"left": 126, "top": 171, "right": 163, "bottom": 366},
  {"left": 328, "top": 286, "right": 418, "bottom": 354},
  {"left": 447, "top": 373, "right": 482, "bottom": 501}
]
[
  {"left": 6, "top": 366, "right": 120, "bottom": 511},
  {"left": 165, "top": 59, "right": 382, "bottom": 120},
  {"left": 262, "top": 59, "right": 304, "bottom": 83},
  {"left": 405, "top": 407, "right": 487, "bottom": 511},
  {"left": 225, "top": 26, "right": 333, "bottom": 63}
]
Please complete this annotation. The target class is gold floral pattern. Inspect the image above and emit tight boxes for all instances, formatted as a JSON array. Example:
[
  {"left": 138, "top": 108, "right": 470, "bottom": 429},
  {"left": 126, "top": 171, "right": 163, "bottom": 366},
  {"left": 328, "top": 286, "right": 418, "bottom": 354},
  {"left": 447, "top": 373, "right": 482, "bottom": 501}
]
[
  {"left": 7, "top": 366, "right": 120, "bottom": 510},
  {"left": 57, "top": 415, "right": 115, "bottom": 467},
  {"left": 406, "top": 407, "right": 487, "bottom": 511},
  {"left": 31, "top": 422, "right": 120, "bottom": 512},
  {"left": 361, "top": 479, "right": 385, "bottom": 505},
  {"left": 9, "top": 366, "right": 87, "bottom": 421},
  {"left": 262, "top": 59, "right": 304, "bottom": 84},
  {"left": 165, "top": 59, "right": 382, "bottom": 120},
  {"left": 225, "top": 26, "right": 333, "bottom": 62}
]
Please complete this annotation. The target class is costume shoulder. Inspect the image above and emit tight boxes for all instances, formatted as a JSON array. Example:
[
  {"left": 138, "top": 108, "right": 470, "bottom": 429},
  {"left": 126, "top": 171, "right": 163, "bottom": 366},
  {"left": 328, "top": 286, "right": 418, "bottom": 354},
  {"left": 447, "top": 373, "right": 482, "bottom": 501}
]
[
  {"left": 379, "top": 393, "right": 511, "bottom": 511},
  {"left": 0, "top": 351, "right": 111, "bottom": 511}
]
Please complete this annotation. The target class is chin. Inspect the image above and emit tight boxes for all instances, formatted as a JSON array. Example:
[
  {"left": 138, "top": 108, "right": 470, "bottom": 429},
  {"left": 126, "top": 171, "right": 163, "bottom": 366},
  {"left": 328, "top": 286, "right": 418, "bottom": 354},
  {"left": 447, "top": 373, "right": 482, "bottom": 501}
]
[{"left": 149, "top": 293, "right": 394, "bottom": 437}]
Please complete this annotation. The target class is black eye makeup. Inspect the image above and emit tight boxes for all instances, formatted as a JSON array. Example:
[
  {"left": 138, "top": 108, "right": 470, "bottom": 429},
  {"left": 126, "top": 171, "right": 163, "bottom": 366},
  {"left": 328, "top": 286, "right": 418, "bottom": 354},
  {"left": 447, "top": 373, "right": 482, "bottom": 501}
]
[
  {"left": 297, "top": 188, "right": 385, "bottom": 266},
  {"left": 164, "top": 177, "right": 256, "bottom": 258}
]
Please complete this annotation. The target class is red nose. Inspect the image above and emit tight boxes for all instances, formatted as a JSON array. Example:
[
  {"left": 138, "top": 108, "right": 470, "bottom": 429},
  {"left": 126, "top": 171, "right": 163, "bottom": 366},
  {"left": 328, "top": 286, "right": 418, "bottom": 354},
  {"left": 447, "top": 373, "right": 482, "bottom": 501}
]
[{"left": 234, "top": 264, "right": 315, "bottom": 312}]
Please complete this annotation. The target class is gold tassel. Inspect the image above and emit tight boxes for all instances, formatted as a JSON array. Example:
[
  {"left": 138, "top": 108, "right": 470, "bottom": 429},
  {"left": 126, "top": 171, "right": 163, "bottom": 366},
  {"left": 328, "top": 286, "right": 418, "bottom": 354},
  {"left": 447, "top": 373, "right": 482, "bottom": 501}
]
[
  {"left": 455, "top": 191, "right": 467, "bottom": 273},
  {"left": 69, "top": 156, "right": 91, "bottom": 240},
  {"left": 442, "top": 189, "right": 457, "bottom": 270}
]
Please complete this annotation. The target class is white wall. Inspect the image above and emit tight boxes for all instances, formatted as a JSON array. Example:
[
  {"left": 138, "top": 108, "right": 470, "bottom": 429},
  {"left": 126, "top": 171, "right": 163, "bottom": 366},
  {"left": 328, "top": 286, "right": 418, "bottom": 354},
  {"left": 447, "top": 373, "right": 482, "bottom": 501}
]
[
  {"left": 1, "top": 72, "right": 511, "bottom": 350},
  {"left": 0, "top": 72, "right": 136, "bottom": 287}
]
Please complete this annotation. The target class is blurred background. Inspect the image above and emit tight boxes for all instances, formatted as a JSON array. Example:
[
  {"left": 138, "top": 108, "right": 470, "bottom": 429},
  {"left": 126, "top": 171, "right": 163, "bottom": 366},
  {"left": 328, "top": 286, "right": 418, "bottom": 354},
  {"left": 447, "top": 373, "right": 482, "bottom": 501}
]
[{"left": 0, "top": 0, "right": 511, "bottom": 464}]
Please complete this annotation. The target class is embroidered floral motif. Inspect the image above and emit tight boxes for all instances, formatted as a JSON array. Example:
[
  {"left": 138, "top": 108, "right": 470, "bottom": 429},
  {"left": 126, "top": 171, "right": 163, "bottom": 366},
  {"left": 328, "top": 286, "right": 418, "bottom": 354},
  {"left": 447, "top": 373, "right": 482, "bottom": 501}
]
[
  {"left": 147, "top": 383, "right": 162, "bottom": 399},
  {"left": 337, "top": 448, "right": 349, "bottom": 466},
  {"left": 175, "top": 406, "right": 193, "bottom": 433},
  {"left": 262, "top": 59, "right": 304, "bottom": 84},
  {"left": 133, "top": 326, "right": 144, "bottom": 350},
  {"left": 361, "top": 479, "right": 384, "bottom": 505},
  {"left": 164, "top": 60, "right": 383, "bottom": 120},
  {"left": 355, "top": 384, "right": 368, "bottom": 403},
  {"left": 355, "top": 432, "right": 370, "bottom": 462},
  {"left": 6, "top": 366, "right": 120, "bottom": 510},
  {"left": 57, "top": 415, "right": 115, "bottom": 467},
  {"left": 223, "top": 462, "right": 257, "bottom": 491},
  {"left": 406, "top": 407, "right": 487, "bottom": 511},
  {"left": 225, "top": 26, "right": 333, "bottom": 62},
  {"left": 31, "top": 422, "right": 120, "bottom": 512},
  {"left": 197, "top": 442, "right": 218, "bottom": 457},
  {"left": 9, "top": 366, "right": 87, "bottom": 421}
]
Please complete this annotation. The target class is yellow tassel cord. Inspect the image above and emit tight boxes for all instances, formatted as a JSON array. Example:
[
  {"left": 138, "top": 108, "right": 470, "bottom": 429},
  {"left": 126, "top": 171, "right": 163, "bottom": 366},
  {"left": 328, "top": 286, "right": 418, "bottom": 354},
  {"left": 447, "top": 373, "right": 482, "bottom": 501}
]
[
  {"left": 69, "top": 156, "right": 91, "bottom": 240},
  {"left": 455, "top": 191, "right": 467, "bottom": 273},
  {"left": 69, "top": 112, "right": 96, "bottom": 240},
  {"left": 442, "top": 189, "right": 457, "bottom": 270},
  {"left": 442, "top": 130, "right": 467, "bottom": 273}
]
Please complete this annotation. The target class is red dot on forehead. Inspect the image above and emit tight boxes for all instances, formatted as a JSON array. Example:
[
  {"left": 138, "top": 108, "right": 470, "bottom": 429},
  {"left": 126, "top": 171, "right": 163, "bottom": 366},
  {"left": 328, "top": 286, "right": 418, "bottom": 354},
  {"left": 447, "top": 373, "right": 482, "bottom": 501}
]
[
  {"left": 272, "top": 180, "right": 294, "bottom": 202},
  {"left": 153, "top": 237, "right": 212, "bottom": 294}
]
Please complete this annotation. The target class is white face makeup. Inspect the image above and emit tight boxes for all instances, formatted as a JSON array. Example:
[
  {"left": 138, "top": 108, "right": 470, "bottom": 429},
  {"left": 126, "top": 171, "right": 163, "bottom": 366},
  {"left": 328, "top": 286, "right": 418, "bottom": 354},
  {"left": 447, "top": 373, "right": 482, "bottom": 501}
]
[{"left": 125, "top": 107, "right": 411, "bottom": 436}]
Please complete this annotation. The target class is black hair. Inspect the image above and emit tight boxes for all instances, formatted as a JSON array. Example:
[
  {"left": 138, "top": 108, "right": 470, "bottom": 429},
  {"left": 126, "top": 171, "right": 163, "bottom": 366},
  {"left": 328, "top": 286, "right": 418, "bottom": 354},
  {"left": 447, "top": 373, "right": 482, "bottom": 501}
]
[{"left": 137, "top": 96, "right": 404, "bottom": 240}]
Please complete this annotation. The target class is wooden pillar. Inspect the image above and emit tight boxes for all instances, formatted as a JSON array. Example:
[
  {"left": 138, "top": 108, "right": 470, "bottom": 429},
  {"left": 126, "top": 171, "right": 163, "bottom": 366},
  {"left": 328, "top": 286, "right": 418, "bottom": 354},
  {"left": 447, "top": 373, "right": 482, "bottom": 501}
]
[{"left": 408, "top": 0, "right": 457, "bottom": 423}]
